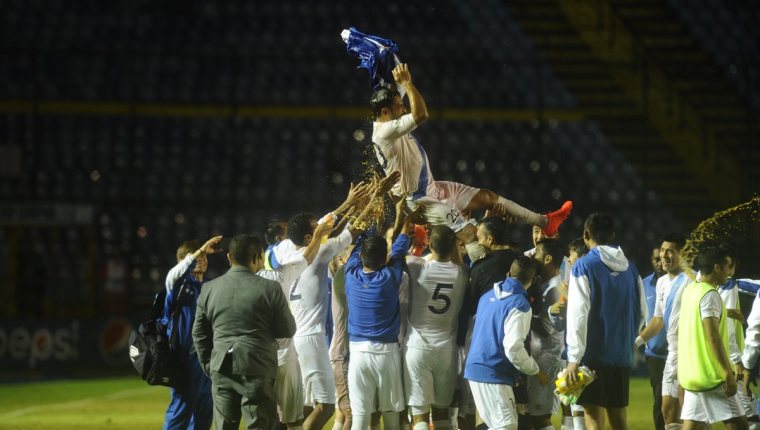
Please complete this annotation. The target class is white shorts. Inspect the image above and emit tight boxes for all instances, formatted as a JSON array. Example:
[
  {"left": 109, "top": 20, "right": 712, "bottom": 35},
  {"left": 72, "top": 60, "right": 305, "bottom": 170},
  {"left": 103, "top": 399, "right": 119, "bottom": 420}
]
[
  {"left": 737, "top": 381, "right": 756, "bottom": 417},
  {"left": 527, "top": 360, "right": 561, "bottom": 416},
  {"left": 294, "top": 334, "right": 336, "bottom": 405},
  {"left": 348, "top": 344, "right": 405, "bottom": 415},
  {"left": 662, "top": 374, "right": 680, "bottom": 398},
  {"left": 662, "top": 356, "right": 679, "bottom": 398},
  {"left": 681, "top": 384, "right": 745, "bottom": 424},
  {"left": 456, "top": 347, "right": 476, "bottom": 417},
  {"left": 276, "top": 345, "right": 305, "bottom": 423},
  {"left": 404, "top": 345, "right": 457, "bottom": 412},
  {"left": 407, "top": 181, "right": 480, "bottom": 230},
  {"left": 469, "top": 381, "right": 518, "bottom": 430}
]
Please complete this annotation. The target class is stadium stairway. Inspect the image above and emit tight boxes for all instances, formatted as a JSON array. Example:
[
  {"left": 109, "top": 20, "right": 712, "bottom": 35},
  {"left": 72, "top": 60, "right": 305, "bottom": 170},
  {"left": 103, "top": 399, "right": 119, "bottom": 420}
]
[{"left": 508, "top": 0, "right": 756, "bottom": 229}]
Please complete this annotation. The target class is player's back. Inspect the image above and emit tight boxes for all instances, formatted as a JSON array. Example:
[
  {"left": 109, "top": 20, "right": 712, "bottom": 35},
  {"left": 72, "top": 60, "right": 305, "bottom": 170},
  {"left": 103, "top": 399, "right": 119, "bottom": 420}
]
[
  {"left": 406, "top": 258, "right": 467, "bottom": 349},
  {"left": 291, "top": 229, "right": 352, "bottom": 337}
]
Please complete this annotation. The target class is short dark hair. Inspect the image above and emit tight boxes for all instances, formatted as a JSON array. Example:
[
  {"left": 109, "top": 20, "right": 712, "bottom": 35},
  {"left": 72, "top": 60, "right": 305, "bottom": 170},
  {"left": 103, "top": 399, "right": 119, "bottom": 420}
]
[
  {"left": 229, "top": 234, "right": 264, "bottom": 266},
  {"left": 288, "top": 213, "right": 316, "bottom": 246},
  {"left": 265, "top": 219, "right": 287, "bottom": 245},
  {"left": 568, "top": 237, "right": 588, "bottom": 257},
  {"left": 695, "top": 244, "right": 732, "bottom": 275},
  {"left": 370, "top": 88, "right": 400, "bottom": 118},
  {"left": 509, "top": 256, "right": 536, "bottom": 286},
  {"left": 584, "top": 213, "right": 615, "bottom": 245},
  {"left": 536, "top": 238, "right": 567, "bottom": 268},
  {"left": 478, "top": 216, "right": 509, "bottom": 245},
  {"left": 661, "top": 233, "right": 686, "bottom": 250},
  {"left": 176, "top": 239, "right": 200, "bottom": 261},
  {"left": 360, "top": 236, "right": 388, "bottom": 271},
  {"left": 429, "top": 225, "right": 457, "bottom": 259}
]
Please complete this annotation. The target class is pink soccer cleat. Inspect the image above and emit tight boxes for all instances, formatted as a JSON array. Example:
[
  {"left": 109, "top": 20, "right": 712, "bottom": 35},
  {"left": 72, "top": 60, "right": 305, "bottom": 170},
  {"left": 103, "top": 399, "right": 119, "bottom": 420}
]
[{"left": 542, "top": 200, "right": 573, "bottom": 237}]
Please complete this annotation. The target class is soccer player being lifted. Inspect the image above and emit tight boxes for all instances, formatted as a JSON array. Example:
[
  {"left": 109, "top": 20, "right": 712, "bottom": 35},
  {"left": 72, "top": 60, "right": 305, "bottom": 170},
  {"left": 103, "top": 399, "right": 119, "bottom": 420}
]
[{"left": 371, "top": 63, "right": 572, "bottom": 261}]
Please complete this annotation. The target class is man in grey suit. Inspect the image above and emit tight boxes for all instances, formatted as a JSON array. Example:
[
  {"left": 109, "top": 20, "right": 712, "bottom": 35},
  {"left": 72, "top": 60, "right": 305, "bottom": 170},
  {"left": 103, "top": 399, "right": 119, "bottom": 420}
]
[{"left": 193, "top": 234, "right": 296, "bottom": 430}]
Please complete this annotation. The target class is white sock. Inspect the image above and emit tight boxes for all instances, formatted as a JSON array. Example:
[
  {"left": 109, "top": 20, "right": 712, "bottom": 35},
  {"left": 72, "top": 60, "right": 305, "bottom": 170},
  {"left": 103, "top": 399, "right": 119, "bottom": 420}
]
[
  {"left": 562, "top": 416, "right": 574, "bottom": 430},
  {"left": 332, "top": 420, "right": 344, "bottom": 430},
  {"left": 495, "top": 196, "right": 545, "bottom": 227},
  {"left": 465, "top": 242, "right": 487, "bottom": 261},
  {"left": 749, "top": 422, "right": 760, "bottom": 430},
  {"left": 413, "top": 422, "right": 429, "bottom": 430},
  {"left": 665, "top": 424, "right": 682, "bottom": 430},
  {"left": 433, "top": 420, "right": 451, "bottom": 430},
  {"left": 573, "top": 416, "right": 586, "bottom": 429},
  {"left": 352, "top": 415, "right": 370, "bottom": 430},
  {"left": 382, "top": 412, "right": 400, "bottom": 430},
  {"left": 449, "top": 407, "right": 459, "bottom": 429}
]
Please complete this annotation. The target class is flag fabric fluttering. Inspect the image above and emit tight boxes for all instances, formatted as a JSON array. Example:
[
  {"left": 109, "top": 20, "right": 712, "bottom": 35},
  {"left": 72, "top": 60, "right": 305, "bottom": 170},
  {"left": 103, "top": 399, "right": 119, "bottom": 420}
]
[{"left": 341, "top": 27, "right": 405, "bottom": 98}]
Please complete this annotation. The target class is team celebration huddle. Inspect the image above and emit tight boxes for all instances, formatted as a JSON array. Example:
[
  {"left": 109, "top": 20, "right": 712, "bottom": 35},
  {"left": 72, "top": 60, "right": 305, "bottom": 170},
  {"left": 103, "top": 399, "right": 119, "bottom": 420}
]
[{"left": 149, "top": 31, "right": 760, "bottom": 430}]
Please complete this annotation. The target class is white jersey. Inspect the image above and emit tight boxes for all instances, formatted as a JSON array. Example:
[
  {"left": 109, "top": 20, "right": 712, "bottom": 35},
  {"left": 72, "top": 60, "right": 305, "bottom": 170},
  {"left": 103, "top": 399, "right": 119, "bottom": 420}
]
[
  {"left": 720, "top": 282, "right": 740, "bottom": 310},
  {"left": 291, "top": 229, "right": 353, "bottom": 337},
  {"left": 654, "top": 273, "right": 689, "bottom": 344},
  {"left": 372, "top": 114, "right": 435, "bottom": 198},
  {"left": 257, "top": 239, "right": 308, "bottom": 365},
  {"left": 719, "top": 281, "right": 744, "bottom": 365},
  {"left": 529, "top": 275, "right": 564, "bottom": 365},
  {"left": 405, "top": 257, "right": 467, "bottom": 350},
  {"left": 654, "top": 272, "right": 690, "bottom": 374}
]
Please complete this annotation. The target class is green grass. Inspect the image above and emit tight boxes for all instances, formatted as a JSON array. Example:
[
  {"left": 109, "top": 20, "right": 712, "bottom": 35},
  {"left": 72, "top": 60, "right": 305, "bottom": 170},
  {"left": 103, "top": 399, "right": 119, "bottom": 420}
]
[{"left": 0, "top": 376, "right": 657, "bottom": 429}]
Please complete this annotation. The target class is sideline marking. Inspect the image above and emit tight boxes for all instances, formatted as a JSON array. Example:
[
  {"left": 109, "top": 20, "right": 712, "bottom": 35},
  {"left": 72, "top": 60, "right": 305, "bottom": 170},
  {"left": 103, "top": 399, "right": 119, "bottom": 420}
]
[{"left": 0, "top": 386, "right": 158, "bottom": 419}]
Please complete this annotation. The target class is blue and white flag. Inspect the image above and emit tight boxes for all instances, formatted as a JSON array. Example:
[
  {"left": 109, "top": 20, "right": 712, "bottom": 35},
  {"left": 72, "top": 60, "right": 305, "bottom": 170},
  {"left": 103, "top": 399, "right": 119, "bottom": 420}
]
[{"left": 341, "top": 27, "right": 405, "bottom": 98}]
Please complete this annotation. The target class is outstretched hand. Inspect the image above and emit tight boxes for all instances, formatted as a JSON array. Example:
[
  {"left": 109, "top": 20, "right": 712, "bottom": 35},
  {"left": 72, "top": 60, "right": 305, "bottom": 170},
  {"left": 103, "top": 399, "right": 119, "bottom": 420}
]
[
  {"left": 392, "top": 63, "right": 412, "bottom": 86},
  {"left": 200, "top": 236, "right": 224, "bottom": 254},
  {"left": 313, "top": 217, "right": 335, "bottom": 240},
  {"left": 347, "top": 181, "right": 373, "bottom": 205},
  {"left": 377, "top": 171, "right": 401, "bottom": 195}
]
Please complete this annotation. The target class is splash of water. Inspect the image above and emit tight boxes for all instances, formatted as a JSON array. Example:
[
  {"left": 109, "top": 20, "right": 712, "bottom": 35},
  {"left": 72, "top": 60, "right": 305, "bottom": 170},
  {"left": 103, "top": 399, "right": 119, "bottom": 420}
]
[{"left": 680, "top": 196, "right": 760, "bottom": 279}]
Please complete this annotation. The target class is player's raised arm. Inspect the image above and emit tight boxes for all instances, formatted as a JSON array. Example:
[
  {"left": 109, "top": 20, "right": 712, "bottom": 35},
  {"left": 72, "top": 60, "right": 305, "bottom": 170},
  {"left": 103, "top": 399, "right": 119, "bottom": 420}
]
[{"left": 393, "top": 63, "right": 428, "bottom": 125}]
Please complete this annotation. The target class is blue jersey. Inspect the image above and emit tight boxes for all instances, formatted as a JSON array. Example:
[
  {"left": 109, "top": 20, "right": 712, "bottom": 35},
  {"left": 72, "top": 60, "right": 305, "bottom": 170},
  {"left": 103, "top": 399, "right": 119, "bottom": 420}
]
[
  {"left": 464, "top": 277, "right": 532, "bottom": 386},
  {"left": 643, "top": 272, "right": 667, "bottom": 359},
  {"left": 345, "top": 233, "right": 411, "bottom": 343},
  {"left": 162, "top": 255, "right": 204, "bottom": 357},
  {"left": 569, "top": 246, "right": 643, "bottom": 367}
]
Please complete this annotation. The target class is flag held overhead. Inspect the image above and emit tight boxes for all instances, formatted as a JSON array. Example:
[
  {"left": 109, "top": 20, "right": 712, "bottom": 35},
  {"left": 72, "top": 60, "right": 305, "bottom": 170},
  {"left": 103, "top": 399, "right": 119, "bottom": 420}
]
[{"left": 341, "top": 27, "right": 405, "bottom": 98}]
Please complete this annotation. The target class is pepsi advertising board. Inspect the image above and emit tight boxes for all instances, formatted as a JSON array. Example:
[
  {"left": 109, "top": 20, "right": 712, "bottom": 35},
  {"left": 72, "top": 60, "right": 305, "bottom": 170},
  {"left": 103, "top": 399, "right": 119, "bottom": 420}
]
[{"left": 0, "top": 318, "right": 134, "bottom": 371}]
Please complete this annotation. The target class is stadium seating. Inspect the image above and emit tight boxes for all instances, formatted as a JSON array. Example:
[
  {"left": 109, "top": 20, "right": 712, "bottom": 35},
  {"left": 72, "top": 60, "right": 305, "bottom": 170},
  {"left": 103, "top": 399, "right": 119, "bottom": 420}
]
[
  {"left": 668, "top": 0, "right": 760, "bottom": 109},
  {"left": 1, "top": 0, "right": 752, "bottom": 316}
]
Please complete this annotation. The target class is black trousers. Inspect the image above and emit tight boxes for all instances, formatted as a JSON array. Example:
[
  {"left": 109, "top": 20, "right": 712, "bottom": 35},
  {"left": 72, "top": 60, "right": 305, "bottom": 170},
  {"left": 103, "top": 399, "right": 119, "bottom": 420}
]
[{"left": 646, "top": 356, "right": 666, "bottom": 430}]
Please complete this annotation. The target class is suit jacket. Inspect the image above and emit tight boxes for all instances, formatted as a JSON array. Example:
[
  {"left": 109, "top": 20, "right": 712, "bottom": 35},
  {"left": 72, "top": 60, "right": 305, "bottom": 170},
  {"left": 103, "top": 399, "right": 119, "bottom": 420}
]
[{"left": 193, "top": 265, "right": 296, "bottom": 377}]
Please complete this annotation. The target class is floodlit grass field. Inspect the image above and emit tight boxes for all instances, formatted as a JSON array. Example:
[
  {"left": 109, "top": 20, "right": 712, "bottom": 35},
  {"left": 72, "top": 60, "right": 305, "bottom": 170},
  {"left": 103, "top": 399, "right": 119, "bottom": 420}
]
[{"left": 0, "top": 376, "right": 657, "bottom": 430}]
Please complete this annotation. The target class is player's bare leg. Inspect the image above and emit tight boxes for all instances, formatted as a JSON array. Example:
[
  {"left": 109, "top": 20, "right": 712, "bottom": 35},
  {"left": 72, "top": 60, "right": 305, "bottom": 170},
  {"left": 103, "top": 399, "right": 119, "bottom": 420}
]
[
  {"left": 606, "top": 407, "right": 628, "bottom": 430},
  {"left": 303, "top": 402, "right": 334, "bottom": 430},
  {"left": 661, "top": 395, "right": 680, "bottom": 428},
  {"left": 582, "top": 405, "right": 607, "bottom": 430},
  {"left": 466, "top": 189, "right": 572, "bottom": 236}
]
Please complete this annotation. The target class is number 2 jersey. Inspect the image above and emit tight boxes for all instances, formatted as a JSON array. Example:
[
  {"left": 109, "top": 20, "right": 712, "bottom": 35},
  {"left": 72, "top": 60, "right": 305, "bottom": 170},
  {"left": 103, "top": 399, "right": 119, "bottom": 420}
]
[
  {"left": 372, "top": 114, "right": 435, "bottom": 199},
  {"left": 291, "top": 229, "right": 353, "bottom": 337},
  {"left": 405, "top": 256, "right": 468, "bottom": 350}
]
